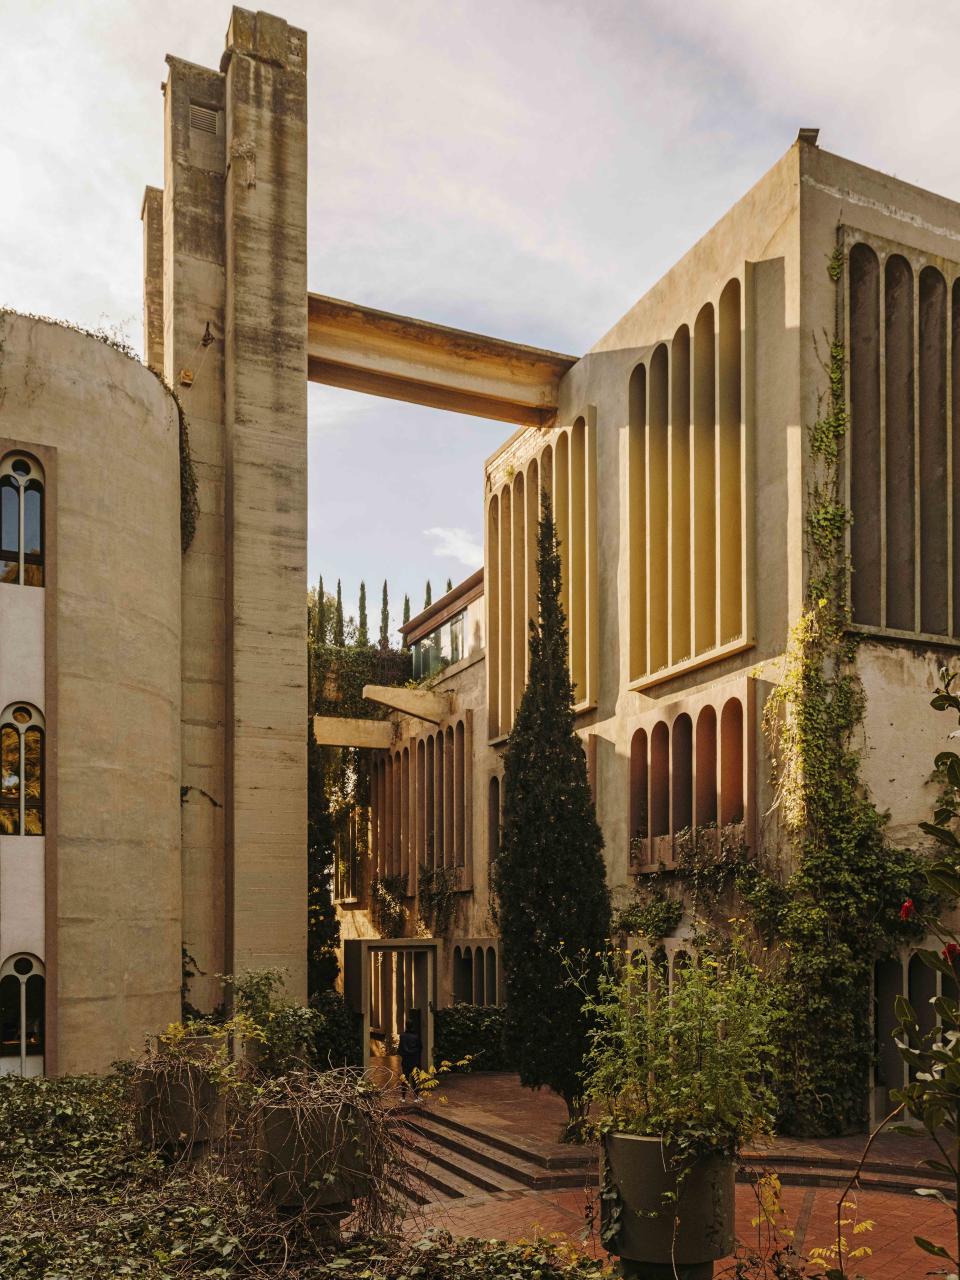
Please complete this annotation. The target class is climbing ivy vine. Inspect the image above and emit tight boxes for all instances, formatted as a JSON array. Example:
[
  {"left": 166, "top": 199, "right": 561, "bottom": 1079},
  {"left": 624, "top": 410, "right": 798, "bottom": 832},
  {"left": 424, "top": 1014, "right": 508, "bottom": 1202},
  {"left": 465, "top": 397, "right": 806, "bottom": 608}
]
[{"left": 755, "top": 241, "right": 934, "bottom": 1134}]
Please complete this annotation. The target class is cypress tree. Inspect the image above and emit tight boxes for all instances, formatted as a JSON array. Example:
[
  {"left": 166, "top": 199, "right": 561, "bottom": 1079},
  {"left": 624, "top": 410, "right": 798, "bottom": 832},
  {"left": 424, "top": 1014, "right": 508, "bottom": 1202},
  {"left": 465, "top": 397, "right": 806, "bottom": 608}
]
[
  {"left": 334, "top": 579, "right": 346, "bottom": 647},
  {"left": 424, "top": 580, "right": 432, "bottom": 609},
  {"left": 492, "top": 495, "right": 610, "bottom": 1129},
  {"left": 358, "top": 581, "right": 369, "bottom": 646},
  {"left": 446, "top": 577, "right": 453, "bottom": 593},
  {"left": 401, "top": 594, "right": 411, "bottom": 650},
  {"left": 379, "top": 580, "right": 390, "bottom": 650},
  {"left": 316, "top": 575, "right": 327, "bottom": 645}
]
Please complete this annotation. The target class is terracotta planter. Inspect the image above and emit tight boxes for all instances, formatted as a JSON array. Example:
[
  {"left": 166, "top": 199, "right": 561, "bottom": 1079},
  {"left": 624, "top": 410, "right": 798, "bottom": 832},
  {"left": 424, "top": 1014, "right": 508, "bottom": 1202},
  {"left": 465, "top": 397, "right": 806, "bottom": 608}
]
[
  {"left": 134, "top": 1041, "right": 226, "bottom": 1156},
  {"left": 602, "top": 1133, "right": 734, "bottom": 1271},
  {"left": 259, "top": 1101, "right": 372, "bottom": 1234}
]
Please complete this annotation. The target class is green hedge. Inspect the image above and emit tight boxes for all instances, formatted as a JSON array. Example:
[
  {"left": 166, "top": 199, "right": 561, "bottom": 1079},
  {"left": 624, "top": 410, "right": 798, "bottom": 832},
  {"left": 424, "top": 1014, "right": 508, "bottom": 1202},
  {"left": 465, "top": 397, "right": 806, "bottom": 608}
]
[{"left": 433, "top": 1004, "right": 511, "bottom": 1072}]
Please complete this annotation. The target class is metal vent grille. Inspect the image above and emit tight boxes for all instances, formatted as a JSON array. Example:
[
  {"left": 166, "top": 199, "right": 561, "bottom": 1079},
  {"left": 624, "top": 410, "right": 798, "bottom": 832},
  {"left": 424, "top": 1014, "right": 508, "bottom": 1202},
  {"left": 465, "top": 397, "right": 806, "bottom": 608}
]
[{"left": 189, "top": 103, "right": 218, "bottom": 135}]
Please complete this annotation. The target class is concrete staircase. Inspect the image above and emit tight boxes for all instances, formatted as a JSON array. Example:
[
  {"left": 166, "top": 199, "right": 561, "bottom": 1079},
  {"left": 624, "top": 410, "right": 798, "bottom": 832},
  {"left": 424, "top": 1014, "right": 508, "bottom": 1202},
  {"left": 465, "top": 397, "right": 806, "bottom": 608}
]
[{"left": 394, "top": 1105, "right": 597, "bottom": 1205}]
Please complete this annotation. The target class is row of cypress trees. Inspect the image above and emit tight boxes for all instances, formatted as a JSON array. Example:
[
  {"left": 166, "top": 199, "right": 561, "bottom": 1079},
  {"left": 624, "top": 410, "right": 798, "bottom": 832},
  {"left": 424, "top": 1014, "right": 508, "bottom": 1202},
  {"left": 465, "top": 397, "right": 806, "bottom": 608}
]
[{"left": 311, "top": 576, "right": 457, "bottom": 651}]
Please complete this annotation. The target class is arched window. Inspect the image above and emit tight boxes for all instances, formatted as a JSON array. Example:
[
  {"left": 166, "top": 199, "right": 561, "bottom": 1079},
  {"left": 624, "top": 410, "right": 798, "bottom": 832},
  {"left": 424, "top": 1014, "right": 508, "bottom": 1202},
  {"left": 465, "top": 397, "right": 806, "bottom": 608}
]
[
  {"left": 0, "top": 704, "right": 44, "bottom": 836},
  {"left": 0, "top": 454, "right": 44, "bottom": 587},
  {"left": 0, "top": 954, "right": 45, "bottom": 1076}
]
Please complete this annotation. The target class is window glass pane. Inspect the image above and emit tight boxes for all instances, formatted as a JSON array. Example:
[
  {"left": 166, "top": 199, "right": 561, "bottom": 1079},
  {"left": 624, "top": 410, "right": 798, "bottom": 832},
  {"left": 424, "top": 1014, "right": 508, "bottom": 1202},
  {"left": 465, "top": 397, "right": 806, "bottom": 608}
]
[
  {"left": 10, "top": 459, "right": 30, "bottom": 477},
  {"left": 0, "top": 806, "right": 18, "bottom": 835},
  {"left": 24, "top": 807, "right": 42, "bottom": 836},
  {"left": 23, "top": 728, "right": 42, "bottom": 804},
  {"left": 0, "top": 560, "right": 16, "bottom": 584},
  {"left": 0, "top": 976, "right": 19, "bottom": 1055},
  {"left": 24, "top": 975, "right": 44, "bottom": 1055},
  {"left": 0, "top": 479, "right": 18, "bottom": 555},
  {"left": 1, "top": 726, "right": 20, "bottom": 801},
  {"left": 451, "top": 615, "right": 463, "bottom": 663},
  {"left": 22, "top": 562, "right": 43, "bottom": 587},
  {"left": 23, "top": 486, "right": 41, "bottom": 557}
]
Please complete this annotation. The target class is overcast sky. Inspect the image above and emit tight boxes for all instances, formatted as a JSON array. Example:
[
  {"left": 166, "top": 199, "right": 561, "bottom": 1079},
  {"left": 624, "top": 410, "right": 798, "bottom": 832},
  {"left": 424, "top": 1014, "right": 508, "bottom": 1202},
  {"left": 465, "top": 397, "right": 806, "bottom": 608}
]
[{"left": 3, "top": 0, "right": 960, "bottom": 636}]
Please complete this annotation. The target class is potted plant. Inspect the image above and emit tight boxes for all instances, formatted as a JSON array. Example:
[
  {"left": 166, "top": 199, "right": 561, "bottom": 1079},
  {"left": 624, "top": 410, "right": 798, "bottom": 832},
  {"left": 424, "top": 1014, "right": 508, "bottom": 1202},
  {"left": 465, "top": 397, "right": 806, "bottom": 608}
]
[
  {"left": 131, "top": 1016, "right": 257, "bottom": 1158},
  {"left": 577, "top": 932, "right": 779, "bottom": 1276},
  {"left": 246, "top": 1068, "right": 398, "bottom": 1242}
]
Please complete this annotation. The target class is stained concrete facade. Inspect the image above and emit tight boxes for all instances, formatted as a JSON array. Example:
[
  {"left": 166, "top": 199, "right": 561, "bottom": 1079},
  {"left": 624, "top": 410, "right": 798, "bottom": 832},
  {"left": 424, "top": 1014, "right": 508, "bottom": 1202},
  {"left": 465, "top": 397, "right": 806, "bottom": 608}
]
[
  {"left": 334, "top": 138, "right": 960, "bottom": 1115},
  {"left": 0, "top": 7, "right": 309, "bottom": 1075},
  {"left": 0, "top": 313, "right": 182, "bottom": 1073},
  {"left": 150, "top": 7, "right": 309, "bottom": 1009}
]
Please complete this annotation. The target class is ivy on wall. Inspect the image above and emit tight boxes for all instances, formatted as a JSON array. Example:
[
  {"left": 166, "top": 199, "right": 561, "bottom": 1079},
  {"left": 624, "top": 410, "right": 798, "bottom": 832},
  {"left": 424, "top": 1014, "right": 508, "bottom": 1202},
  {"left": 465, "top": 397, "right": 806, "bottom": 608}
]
[{"left": 754, "top": 243, "right": 933, "bottom": 1134}]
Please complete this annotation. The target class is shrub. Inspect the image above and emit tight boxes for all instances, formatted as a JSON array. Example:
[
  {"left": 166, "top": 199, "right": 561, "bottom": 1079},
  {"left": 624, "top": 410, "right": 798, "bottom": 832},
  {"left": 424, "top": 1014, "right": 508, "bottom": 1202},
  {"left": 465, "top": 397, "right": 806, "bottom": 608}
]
[
  {"left": 433, "top": 1004, "right": 510, "bottom": 1071},
  {"left": 310, "top": 987, "right": 363, "bottom": 1067},
  {"left": 0, "top": 1074, "right": 604, "bottom": 1279}
]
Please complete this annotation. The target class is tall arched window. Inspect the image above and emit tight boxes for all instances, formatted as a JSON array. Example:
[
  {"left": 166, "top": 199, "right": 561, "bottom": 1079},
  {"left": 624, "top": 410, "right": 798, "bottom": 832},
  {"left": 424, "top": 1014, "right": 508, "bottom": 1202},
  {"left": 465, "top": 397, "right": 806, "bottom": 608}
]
[
  {"left": 0, "top": 954, "right": 45, "bottom": 1076},
  {"left": 0, "top": 704, "right": 44, "bottom": 836},
  {"left": 0, "top": 454, "right": 44, "bottom": 587}
]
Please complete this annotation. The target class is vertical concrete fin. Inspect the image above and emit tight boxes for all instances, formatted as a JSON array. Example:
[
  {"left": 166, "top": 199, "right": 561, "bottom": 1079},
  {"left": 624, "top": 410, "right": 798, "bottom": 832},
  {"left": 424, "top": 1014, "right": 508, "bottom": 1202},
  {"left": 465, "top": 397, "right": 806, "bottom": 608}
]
[
  {"left": 141, "top": 186, "right": 165, "bottom": 375},
  {"left": 161, "top": 53, "right": 228, "bottom": 1013},
  {"left": 222, "top": 10, "right": 308, "bottom": 999}
]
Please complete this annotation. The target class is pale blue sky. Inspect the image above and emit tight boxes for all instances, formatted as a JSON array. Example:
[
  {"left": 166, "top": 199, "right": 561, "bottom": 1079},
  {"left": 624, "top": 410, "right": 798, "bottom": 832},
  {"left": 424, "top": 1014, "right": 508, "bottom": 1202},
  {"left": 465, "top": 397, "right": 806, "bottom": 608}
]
[{"left": 3, "top": 0, "right": 959, "bottom": 638}]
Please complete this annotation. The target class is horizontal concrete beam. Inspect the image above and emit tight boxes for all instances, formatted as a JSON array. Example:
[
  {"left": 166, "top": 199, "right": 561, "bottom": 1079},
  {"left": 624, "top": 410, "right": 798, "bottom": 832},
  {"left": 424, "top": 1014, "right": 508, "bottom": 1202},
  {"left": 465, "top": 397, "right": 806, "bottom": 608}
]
[
  {"left": 313, "top": 715, "right": 395, "bottom": 749},
  {"left": 307, "top": 294, "right": 577, "bottom": 428},
  {"left": 363, "top": 684, "right": 451, "bottom": 724}
]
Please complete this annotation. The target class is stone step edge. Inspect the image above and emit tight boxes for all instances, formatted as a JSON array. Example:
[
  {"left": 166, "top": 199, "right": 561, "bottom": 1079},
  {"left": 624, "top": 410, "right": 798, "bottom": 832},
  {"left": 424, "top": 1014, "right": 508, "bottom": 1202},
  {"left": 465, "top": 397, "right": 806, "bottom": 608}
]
[
  {"left": 742, "top": 1149, "right": 952, "bottom": 1183},
  {"left": 402, "top": 1120, "right": 596, "bottom": 1192},
  {"left": 411, "top": 1105, "right": 596, "bottom": 1170},
  {"left": 743, "top": 1164, "right": 957, "bottom": 1200}
]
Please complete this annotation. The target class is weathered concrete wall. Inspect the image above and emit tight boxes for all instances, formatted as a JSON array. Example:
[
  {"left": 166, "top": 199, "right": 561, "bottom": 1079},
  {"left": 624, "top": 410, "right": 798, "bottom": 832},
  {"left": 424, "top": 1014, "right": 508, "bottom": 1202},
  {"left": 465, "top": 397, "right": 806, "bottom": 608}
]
[{"left": 0, "top": 312, "right": 182, "bottom": 1072}]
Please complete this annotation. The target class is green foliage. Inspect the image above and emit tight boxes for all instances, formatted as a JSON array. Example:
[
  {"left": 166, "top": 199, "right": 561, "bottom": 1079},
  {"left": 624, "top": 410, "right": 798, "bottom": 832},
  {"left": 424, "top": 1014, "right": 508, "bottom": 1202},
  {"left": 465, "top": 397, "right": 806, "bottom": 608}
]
[
  {"left": 888, "top": 669, "right": 960, "bottom": 1270},
  {"left": 309, "top": 987, "right": 364, "bottom": 1069},
  {"left": 372, "top": 874, "right": 408, "bottom": 938},
  {"left": 177, "top": 393, "right": 200, "bottom": 554},
  {"left": 417, "top": 864, "right": 460, "bottom": 937},
  {"left": 611, "top": 889, "right": 682, "bottom": 941},
  {"left": 433, "top": 1004, "right": 510, "bottom": 1072},
  {"left": 227, "top": 968, "right": 361, "bottom": 1074},
  {"left": 578, "top": 934, "right": 780, "bottom": 1161},
  {"left": 424, "top": 580, "right": 432, "bottom": 609},
  {"left": 492, "top": 497, "right": 611, "bottom": 1124},
  {"left": 446, "top": 577, "right": 453, "bottom": 593},
  {"left": 402, "top": 593, "right": 411, "bottom": 631},
  {"left": 297, "top": 1233, "right": 609, "bottom": 1279},
  {"left": 759, "top": 245, "right": 933, "bottom": 1135},
  {"left": 308, "top": 724, "right": 340, "bottom": 994},
  {"left": 0, "top": 1071, "right": 433, "bottom": 1279}
]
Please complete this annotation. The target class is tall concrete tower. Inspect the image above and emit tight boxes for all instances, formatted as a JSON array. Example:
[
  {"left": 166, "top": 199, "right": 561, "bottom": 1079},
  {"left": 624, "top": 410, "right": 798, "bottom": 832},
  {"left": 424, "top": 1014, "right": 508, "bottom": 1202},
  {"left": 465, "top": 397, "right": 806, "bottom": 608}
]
[{"left": 142, "top": 7, "right": 308, "bottom": 1006}]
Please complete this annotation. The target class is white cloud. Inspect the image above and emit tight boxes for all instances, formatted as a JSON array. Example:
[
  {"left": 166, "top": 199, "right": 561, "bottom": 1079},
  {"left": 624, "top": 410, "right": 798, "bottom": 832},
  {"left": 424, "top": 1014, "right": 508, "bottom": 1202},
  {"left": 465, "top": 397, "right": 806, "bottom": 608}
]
[{"left": 423, "top": 527, "right": 483, "bottom": 569}]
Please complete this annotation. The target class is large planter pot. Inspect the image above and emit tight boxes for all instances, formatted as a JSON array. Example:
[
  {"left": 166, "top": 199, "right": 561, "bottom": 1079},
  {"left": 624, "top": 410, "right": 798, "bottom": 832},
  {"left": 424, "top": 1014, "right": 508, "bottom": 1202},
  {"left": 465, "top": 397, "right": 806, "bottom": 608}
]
[
  {"left": 259, "top": 1101, "right": 372, "bottom": 1236},
  {"left": 134, "top": 1045, "right": 226, "bottom": 1157},
  {"left": 602, "top": 1133, "right": 734, "bottom": 1275}
]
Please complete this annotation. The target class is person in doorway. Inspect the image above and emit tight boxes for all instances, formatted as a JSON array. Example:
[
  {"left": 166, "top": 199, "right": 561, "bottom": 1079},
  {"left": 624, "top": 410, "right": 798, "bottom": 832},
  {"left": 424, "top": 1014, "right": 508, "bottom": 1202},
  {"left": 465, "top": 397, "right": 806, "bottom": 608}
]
[{"left": 398, "top": 1015, "right": 423, "bottom": 1095}]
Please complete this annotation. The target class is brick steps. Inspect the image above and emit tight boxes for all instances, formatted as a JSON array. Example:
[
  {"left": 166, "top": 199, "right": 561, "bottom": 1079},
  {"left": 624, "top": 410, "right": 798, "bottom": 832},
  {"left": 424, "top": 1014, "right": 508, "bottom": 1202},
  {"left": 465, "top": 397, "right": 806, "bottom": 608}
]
[
  {"left": 392, "top": 1110, "right": 596, "bottom": 1204},
  {"left": 391, "top": 1105, "right": 953, "bottom": 1206},
  {"left": 416, "top": 1105, "right": 596, "bottom": 1172}
]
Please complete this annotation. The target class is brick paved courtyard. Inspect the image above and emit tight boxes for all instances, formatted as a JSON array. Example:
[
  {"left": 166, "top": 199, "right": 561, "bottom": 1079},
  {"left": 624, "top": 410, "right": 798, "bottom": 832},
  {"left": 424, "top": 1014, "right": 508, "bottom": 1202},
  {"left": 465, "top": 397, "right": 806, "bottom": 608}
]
[{"left": 397, "top": 1073, "right": 957, "bottom": 1279}]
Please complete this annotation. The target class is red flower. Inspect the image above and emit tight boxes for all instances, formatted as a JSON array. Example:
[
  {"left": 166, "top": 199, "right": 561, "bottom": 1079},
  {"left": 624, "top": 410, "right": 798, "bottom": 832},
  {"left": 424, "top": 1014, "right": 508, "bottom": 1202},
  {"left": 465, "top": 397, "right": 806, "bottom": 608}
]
[
  {"left": 900, "top": 899, "right": 915, "bottom": 921},
  {"left": 943, "top": 942, "right": 960, "bottom": 963}
]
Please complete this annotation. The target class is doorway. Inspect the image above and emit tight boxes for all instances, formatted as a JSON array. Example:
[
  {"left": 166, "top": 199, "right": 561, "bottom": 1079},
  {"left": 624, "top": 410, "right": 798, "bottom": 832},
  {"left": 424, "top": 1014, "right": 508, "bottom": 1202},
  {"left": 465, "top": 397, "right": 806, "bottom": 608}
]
[{"left": 343, "top": 938, "right": 437, "bottom": 1082}]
